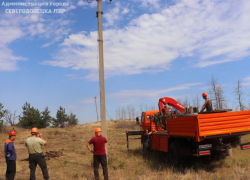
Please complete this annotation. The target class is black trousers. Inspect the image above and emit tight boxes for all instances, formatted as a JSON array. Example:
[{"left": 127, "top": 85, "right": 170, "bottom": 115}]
[
  {"left": 6, "top": 160, "right": 16, "bottom": 180},
  {"left": 29, "top": 153, "right": 49, "bottom": 180},
  {"left": 93, "top": 155, "right": 108, "bottom": 180}
]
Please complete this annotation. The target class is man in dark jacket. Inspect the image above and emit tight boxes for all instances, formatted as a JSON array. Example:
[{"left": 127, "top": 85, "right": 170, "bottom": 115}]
[
  {"left": 4, "top": 130, "right": 17, "bottom": 180},
  {"left": 86, "top": 128, "right": 108, "bottom": 180}
]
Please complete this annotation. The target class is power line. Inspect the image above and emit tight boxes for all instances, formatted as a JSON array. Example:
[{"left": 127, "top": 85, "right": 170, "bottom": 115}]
[
  {"left": 94, "top": 96, "right": 99, "bottom": 122},
  {"left": 106, "top": 108, "right": 113, "bottom": 121}
]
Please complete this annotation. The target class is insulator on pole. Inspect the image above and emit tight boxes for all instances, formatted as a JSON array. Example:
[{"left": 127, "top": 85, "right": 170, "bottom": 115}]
[{"left": 105, "top": 0, "right": 112, "bottom": 4}]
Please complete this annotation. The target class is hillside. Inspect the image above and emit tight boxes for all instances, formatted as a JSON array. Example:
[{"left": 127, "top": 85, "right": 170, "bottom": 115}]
[{"left": 1, "top": 120, "right": 250, "bottom": 180}]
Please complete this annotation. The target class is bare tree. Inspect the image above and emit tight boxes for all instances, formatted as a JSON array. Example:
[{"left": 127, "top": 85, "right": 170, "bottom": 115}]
[
  {"left": 209, "top": 76, "right": 219, "bottom": 109},
  {"left": 136, "top": 110, "right": 140, "bottom": 117},
  {"left": 209, "top": 76, "right": 226, "bottom": 110},
  {"left": 148, "top": 105, "right": 156, "bottom": 111},
  {"left": 121, "top": 107, "right": 127, "bottom": 120},
  {"left": 139, "top": 103, "right": 143, "bottom": 113},
  {"left": 183, "top": 97, "right": 189, "bottom": 107},
  {"left": 126, "top": 105, "right": 132, "bottom": 119},
  {"left": 223, "top": 99, "right": 228, "bottom": 109},
  {"left": 4, "top": 110, "right": 18, "bottom": 126},
  {"left": 116, "top": 105, "right": 141, "bottom": 120},
  {"left": 216, "top": 86, "right": 225, "bottom": 109},
  {"left": 131, "top": 106, "right": 135, "bottom": 119},
  {"left": 177, "top": 98, "right": 182, "bottom": 104},
  {"left": 234, "top": 79, "right": 245, "bottom": 111},
  {"left": 116, "top": 107, "right": 122, "bottom": 120},
  {"left": 192, "top": 95, "right": 201, "bottom": 110},
  {"left": 115, "top": 107, "right": 119, "bottom": 120}
]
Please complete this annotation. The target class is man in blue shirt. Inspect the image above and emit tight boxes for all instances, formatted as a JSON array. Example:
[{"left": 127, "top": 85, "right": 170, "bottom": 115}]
[{"left": 4, "top": 130, "right": 17, "bottom": 180}]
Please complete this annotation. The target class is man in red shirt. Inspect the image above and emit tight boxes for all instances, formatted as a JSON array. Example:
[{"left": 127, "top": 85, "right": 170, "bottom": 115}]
[{"left": 86, "top": 128, "right": 108, "bottom": 180}]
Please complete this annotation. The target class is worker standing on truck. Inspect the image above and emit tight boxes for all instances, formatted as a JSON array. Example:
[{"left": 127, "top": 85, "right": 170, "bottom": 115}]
[
  {"left": 153, "top": 108, "right": 174, "bottom": 129},
  {"left": 25, "top": 127, "right": 49, "bottom": 180},
  {"left": 153, "top": 108, "right": 166, "bottom": 128},
  {"left": 173, "top": 110, "right": 178, "bottom": 118},
  {"left": 4, "top": 130, "right": 17, "bottom": 180},
  {"left": 200, "top": 92, "right": 213, "bottom": 112},
  {"left": 86, "top": 128, "right": 108, "bottom": 180}
]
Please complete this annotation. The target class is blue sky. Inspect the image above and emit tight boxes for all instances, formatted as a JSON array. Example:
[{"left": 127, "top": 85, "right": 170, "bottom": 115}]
[{"left": 0, "top": 0, "right": 250, "bottom": 124}]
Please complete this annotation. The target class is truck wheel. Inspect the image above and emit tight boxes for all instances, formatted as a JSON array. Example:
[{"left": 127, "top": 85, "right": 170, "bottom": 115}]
[{"left": 169, "top": 142, "right": 181, "bottom": 166}]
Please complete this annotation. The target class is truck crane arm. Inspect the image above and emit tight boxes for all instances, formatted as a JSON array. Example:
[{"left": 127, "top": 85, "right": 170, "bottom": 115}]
[{"left": 158, "top": 97, "right": 186, "bottom": 113}]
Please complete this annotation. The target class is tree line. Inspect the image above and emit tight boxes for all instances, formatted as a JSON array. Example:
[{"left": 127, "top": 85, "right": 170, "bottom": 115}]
[
  {"left": 0, "top": 102, "right": 78, "bottom": 128},
  {"left": 115, "top": 104, "right": 157, "bottom": 120}
]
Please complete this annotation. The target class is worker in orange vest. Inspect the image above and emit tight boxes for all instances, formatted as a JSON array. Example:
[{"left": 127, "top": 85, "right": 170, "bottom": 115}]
[
  {"left": 86, "top": 128, "right": 108, "bottom": 180},
  {"left": 4, "top": 130, "right": 17, "bottom": 180},
  {"left": 200, "top": 92, "right": 213, "bottom": 112}
]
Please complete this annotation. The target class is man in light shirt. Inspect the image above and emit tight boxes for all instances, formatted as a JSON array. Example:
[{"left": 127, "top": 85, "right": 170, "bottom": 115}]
[{"left": 25, "top": 127, "right": 49, "bottom": 180}]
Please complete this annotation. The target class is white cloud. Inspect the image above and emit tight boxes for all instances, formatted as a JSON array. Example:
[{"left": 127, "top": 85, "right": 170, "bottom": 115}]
[
  {"left": 43, "top": 0, "right": 250, "bottom": 80},
  {"left": 0, "top": 26, "right": 23, "bottom": 46},
  {"left": 81, "top": 83, "right": 202, "bottom": 104},
  {"left": 0, "top": 9, "right": 72, "bottom": 71},
  {"left": 80, "top": 97, "right": 99, "bottom": 104},
  {"left": 109, "top": 82, "right": 201, "bottom": 99},
  {"left": 28, "top": 23, "right": 46, "bottom": 36},
  {"left": 29, "top": 14, "right": 40, "bottom": 22},
  {"left": 103, "top": 2, "right": 129, "bottom": 27},
  {"left": 133, "top": 0, "right": 161, "bottom": 9},
  {"left": 65, "top": 5, "right": 77, "bottom": 12},
  {"left": 0, "top": 23, "right": 27, "bottom": 71},
  {"left": 243, "top": 77, "right": 250, "bottom": 87},
  {"left": 122, "top": 8, "right": 129, "bottom": 15},
  {"left": 77, "top": 0, "right": 97, "bottom": 8},
  {"left": 0, "top": 47, "right": 27, "bottom": 71},
  {"left": 79, "top": 82, "right": 202, "bottom": 105}
]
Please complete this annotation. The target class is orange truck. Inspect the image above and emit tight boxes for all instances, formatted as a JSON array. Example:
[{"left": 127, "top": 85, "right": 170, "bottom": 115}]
[{"left": 126, "top": 97, "right": 250, "bottom": 165}]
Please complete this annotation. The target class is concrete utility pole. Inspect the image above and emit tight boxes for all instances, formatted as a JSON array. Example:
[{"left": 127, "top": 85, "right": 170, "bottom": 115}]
[
  {"left": 94, "top": 96, "right": 99, "bottom": 122},
  {"left": 87, "top": 0, "right": 112, "bottom": 155}
]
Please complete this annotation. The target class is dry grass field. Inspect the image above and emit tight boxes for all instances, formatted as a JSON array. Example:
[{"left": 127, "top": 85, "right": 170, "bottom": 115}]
[{"left": 1, "top": 120, "right": 250, "bottom": 180}]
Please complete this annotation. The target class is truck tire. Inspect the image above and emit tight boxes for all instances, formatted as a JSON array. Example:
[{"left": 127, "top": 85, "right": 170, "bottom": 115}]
[{"left": 169, "top": 142, "right": 181, "bottom": 166}]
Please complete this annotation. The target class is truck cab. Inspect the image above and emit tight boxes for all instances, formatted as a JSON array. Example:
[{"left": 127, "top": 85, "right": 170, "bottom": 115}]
[{"left": 138, "top": 110, "right": 159, "bottom": 131}]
